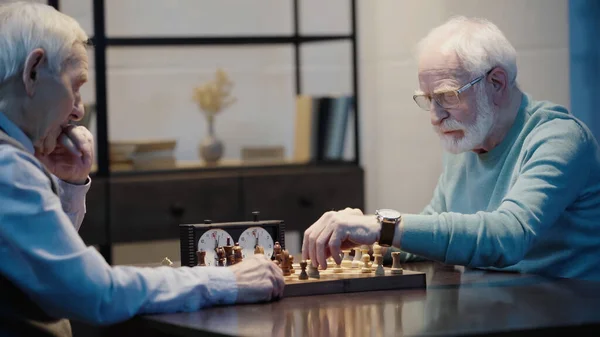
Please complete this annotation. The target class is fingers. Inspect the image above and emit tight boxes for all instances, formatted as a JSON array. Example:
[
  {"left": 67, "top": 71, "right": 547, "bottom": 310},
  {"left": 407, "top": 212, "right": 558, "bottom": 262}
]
[
  {"left": 306, "top": 212, "right": 331, "bottom": 267},
  {"left": 328, "top": 228, "right": 344, "bottom": 265},
  {"left": 270, "top": 261, "right": 285, "bottom": 299},
  {"left": 303, "top": 212, "right": 328, "bottom": 260},
  {"left": 316, "top": 226, "right": 334, "bottom": 269},
  {"left": 59, "top": 133, "right": 81, "bottom": 157}
]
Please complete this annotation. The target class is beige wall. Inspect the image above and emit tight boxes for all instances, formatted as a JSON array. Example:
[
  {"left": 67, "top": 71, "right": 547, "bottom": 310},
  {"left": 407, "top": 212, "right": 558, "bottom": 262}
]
[{"left": 50, "top": 0, "right": 569, "bottom": 264}]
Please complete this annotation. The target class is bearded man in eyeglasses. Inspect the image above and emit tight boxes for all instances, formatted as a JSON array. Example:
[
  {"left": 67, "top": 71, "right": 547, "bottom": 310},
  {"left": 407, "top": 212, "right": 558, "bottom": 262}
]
[{"left": 301, "top": 16, "right": 600, "bottom": 280}]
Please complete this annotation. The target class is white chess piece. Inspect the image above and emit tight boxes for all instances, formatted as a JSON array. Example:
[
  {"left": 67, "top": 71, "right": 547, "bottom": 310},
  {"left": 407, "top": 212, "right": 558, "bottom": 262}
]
[
  {"left": 352, "top": 247, "right": 362, "bottom": 268},
  {"left": 341, "top": 250, "right": 353, "bottom": 268},
  {"left": 361, "top": 251, "right": 372, "bottom": 273}
]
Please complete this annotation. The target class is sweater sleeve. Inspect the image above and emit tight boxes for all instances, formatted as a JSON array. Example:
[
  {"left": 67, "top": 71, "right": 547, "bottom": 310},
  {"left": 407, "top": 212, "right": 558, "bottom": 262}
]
[{"left": 399, "top": 119, "right": 593, "bottom": 268}]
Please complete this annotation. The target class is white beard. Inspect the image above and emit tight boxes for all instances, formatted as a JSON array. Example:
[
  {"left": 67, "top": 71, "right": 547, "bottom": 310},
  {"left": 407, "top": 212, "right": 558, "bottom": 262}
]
[{"left": 435, "top": 93, "right": 495, "bottom": 154}]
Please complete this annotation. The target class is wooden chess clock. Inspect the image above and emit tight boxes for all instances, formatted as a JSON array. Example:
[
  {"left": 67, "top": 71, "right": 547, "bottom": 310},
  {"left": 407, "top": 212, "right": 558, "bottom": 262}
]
[{"left": 180, "top": 211, "right": 285, "bottom": 267}]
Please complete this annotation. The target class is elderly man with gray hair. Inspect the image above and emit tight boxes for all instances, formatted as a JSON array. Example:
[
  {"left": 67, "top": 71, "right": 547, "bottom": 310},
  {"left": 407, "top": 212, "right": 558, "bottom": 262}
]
[
  {"left": 303, "top": 16, "right": 600, "bottom": 280},
  {"left": 0, "top": 2, "right": 283, "bottom": 336}
]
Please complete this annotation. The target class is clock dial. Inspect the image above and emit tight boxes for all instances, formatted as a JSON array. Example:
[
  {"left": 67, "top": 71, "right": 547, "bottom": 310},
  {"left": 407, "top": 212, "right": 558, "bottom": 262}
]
[
  {"left": 197, "top": 229, "right": 234, "bottom": 266},
  {"left": 238, "top": 227, "right": 274, "bottom": 259}
]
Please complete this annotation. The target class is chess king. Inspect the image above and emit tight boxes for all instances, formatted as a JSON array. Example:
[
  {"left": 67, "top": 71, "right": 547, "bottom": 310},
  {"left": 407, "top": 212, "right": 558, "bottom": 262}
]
[
  {"left": 303, "top": 16, "right": 600, "bottom": 281},
  {"left": 0, "top": 3, "right": 284, "bottom": 336}
]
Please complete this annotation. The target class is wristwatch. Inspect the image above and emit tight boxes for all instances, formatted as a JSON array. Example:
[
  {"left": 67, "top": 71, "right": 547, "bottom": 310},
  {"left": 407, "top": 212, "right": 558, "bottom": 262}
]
[{"left": 375, "top": 208, "right": 402, "bottom": 247}]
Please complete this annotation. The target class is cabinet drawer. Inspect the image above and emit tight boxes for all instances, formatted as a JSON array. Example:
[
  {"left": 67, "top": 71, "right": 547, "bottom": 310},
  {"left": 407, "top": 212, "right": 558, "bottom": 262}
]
[
  {"left": 110, "top": 174, "right": 240, "bottom": 242},
  {"left": 242, "top": 166, "right": 364, "bottom": 234},
  {"left": 79, "top": 178, "right": 107, "bottom": 245}
]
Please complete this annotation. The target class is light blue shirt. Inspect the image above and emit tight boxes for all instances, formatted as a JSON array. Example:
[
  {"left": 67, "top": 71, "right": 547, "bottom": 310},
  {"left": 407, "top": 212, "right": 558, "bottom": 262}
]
[
  {"left": 0, "top": 112, "right": 238, "bottom": 324},
  {"left": 400, "top": 93, "right": 600, "bottom": 280}
]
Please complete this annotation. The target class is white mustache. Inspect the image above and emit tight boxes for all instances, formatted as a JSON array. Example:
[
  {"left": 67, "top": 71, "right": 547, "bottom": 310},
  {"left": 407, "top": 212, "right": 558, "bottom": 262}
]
[{"left": 435, "top": 119, "right": 467, "bottom": 134}]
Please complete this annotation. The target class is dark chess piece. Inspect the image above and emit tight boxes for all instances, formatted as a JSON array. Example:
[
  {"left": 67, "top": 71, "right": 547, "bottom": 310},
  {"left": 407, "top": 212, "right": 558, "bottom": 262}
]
[
  {"left": 223, "top": 238, "right": 234, "bottom": 266},
  {"left": 216, "top": 247, "right": 226, "bottom": 267},
  {"left": 280, "top": 250, "right": 291, "bottom": 276},
  {"left": 273, "top": 241, "right": 282, "bottom": 263},
  {"left": 298, "top": 260, "right": 309, "bottom": 280},
  {"left": 196, "top": 250, "right": 206, "bottom": 266},
  {"left": 233, "top": 243, "right": 243, "bottom": 265}
]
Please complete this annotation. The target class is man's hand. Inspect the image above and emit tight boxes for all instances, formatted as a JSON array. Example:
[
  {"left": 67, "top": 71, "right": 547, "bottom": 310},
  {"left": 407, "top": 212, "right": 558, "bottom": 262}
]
[
  {"left": 302, "top": 207, "right": 380, "bottom": 269},
  {"left": 230, "top": 254, "right": 285, "bottom": 304},
  {"left": 36, "top": 125, "right": 94, "bottom": 185}
]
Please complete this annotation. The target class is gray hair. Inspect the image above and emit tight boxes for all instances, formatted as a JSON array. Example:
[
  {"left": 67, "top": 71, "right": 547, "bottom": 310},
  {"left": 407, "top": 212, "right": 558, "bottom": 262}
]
[
  {"left": 417, "top": 16, "right": 518, "bottom": 84},
  {"left": 0, "top": 1, "right": 88, "bottom": 83}
]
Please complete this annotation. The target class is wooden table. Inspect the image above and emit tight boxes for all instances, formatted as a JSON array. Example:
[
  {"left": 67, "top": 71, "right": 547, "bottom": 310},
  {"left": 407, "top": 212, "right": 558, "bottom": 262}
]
[{"left": 74, "top": 261, "right": 600, "bottom": 337}]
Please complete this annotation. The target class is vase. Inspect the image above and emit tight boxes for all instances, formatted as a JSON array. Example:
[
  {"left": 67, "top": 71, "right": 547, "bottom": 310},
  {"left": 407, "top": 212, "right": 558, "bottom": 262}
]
[{"left": 199, "top": 115, "right": 224, "bottom": 165}]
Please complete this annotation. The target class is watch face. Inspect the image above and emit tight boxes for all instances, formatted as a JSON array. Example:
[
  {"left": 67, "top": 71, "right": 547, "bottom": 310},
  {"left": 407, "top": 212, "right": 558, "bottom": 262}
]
[{"left": 377, "top": 209, "right": 401, "bottom": 219}]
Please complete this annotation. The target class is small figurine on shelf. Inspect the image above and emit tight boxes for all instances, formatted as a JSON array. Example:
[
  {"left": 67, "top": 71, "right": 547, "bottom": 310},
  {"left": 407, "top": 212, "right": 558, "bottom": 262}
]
[{"left": 192, "top": 68, "right": 236, "bottom": 165}]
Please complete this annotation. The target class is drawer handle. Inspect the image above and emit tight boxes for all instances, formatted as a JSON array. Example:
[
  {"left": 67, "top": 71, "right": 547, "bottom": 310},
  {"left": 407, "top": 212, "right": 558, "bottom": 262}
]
[
  {"left": 298, "top": 197, "right": 313, "bottom": 208},
  {"left": 170, "top": 203, "right": 185, "bottom": 218}
]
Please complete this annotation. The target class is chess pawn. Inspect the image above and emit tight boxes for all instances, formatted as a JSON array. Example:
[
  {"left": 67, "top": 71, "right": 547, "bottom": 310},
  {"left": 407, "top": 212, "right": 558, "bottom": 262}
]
[
  {"left": 196, "top": 250, "right": 206, "bottom": 266},
  {"left": 233, "top": 243, "right": 243, "bottom": 265},
  {"left": 254, "top": 245, "right": 264, "bottom": 255},
  {"left": 273, "top": 241, "right": 282, "bottom": 262},
  {"left": 372, "top": 242, "right": 382, "bottom": 259},
  {"left": 223, "top": 239, "right": 234, "bottom": 266},
  {"left": 391, "top": 252, "right": 403, "bottom": 274},
  {"left": 341, "top": 249, "right": 353, "bottom": 268},
  {"left": 361, "top": 251, "right": 372, "bottom": 273},
  {"left": 289, "top": 255, "right": 295, "bottom": 273},
  {"left": 281, "top": 250, "right": 291, "bottom": 276},
  {"left": 216, "top": 247, "right": 226, "bottom": 266},
  {"left": 375, "top": 255, "right": 385, "bottom": 276},
  {"left": 333, "top": 261, "right": 343, "bottom": 273},
  {"left": 307, "top": 259, "right": 320, "bottom": 279},
  {"left": 299, "top": 260, "right": 309, "bottom": 280},
  {"left": 351, "top": 247, "right": 362, "bottom": 268}
]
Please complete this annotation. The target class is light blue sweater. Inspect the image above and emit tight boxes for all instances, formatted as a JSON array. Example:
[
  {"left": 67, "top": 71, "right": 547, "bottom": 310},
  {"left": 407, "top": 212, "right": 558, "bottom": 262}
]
[{"left": 400, "top": 93, "right": 600, "bottom": 280}]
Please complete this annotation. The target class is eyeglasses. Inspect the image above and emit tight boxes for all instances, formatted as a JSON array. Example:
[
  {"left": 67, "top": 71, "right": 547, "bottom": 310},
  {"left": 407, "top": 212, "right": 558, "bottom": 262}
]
[{"left": 413, "top": 70, "right": 491, "bottom": 111}]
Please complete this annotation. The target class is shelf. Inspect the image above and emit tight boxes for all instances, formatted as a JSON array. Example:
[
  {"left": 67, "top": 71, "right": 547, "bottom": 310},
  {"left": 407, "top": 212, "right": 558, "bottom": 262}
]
[{"left": 88, "top": 34, "right": 353, "bottom": 47}]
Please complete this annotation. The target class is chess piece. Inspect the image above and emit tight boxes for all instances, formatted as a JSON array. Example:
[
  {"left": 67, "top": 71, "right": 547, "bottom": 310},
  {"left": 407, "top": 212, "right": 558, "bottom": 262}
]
[
  {"left": 299, "top": 260, "right": 309, "bottom": 280},
  {"left": 307, "top": 259, "right": 320, "bottom": 279},
  {"left": 391, "top": 252, "right": 403, "bottom": 274},
  {"left": 333, "top": 261, "right": 343, "bottom": 273},
  {"left": 341, "top": 250, "right": 353, "bottom": 268},
  {"left": 281, "top": 250, "right": 291, "bottom": 276},
  {"left": 361, "top": 251, "right": 372, "bottom": 273},
  {"left": 161, "top": 257, "right": 173, "bottom": 267},
  {"left": 373, "top": 242, "right": 382, "bottom": 259},
  {"left": 216, "top": 247, "right": 226, "bottom": 266},
  {"left": 254, "top": 245, "right": 264, "bottom": 255},
  {"left": 273, "top": 241, "right": 282, "bottom": 262},
  {"left": 233, "top": 243, "right": 243, "bottom": 265},
  {"left": 223, "top": 238, "right": 234, "bottom": 266},
  {"left": 375, "top": 255, "right": 385, "bottom": 276},
  {"left": 351, "top": 247, "right": 362, "bottom": 268},
  {"left": 289, "top": 255, "right": 295, "bottom": 273},
  {"left": 197, "top": 250, "right": 206, "bottom": 266}
]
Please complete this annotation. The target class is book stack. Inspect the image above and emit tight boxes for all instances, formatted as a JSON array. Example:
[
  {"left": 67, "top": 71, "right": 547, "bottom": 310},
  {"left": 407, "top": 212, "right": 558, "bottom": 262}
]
[
  {"left": 110, "top": 140, "right": 177, "bottom": 171},
  {"left": 293, "top": 95, "right": 355, "bottom": 163}
]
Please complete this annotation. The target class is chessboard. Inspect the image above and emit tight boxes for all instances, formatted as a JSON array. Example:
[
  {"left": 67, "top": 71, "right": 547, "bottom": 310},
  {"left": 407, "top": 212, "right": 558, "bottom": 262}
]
[{"left": 282, "top": 261, "right": 426, "bottom": 298}]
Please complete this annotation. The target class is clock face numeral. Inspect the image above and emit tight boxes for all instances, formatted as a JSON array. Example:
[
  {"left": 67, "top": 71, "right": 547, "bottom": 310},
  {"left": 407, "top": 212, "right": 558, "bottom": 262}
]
[
  {"left": 197, "top": 229, "right": 233, "bottom": 266},
  {"left": 238, "top": 227, "right": 274, "bottom": 259}
]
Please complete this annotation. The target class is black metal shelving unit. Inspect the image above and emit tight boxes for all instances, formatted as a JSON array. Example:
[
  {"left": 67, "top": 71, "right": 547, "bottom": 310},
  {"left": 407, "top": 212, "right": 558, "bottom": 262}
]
[
  {"left": 49, "top": 0, "right": 361, "bottom": 176},
  {"left": 49, "top": 0, "right": 361, "bottom": 263}
]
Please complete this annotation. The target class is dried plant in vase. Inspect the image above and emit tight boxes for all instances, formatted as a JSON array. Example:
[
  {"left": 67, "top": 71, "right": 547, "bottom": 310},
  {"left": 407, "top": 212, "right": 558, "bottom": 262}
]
[{"left": 192, "top": 69, "right": 237, "bottom": 164}]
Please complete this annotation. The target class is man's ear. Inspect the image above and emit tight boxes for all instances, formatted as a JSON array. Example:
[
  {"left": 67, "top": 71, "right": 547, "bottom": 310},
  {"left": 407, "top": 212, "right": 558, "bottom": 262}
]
[
  {"left": 22, "top": 48, "right": 46, "bottom": 97},
  {"left": 487, "top": 67, "right": 509, "bottom": 106}
]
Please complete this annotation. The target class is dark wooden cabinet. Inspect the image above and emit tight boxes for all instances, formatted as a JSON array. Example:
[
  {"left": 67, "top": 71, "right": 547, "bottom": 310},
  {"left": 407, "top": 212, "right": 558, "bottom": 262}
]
[
  {"left": 109, "top": 172, "right": 241, "bottom": 243},
  {"left": 242, "top": 166, "right": 364, "bottom": 233}
]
